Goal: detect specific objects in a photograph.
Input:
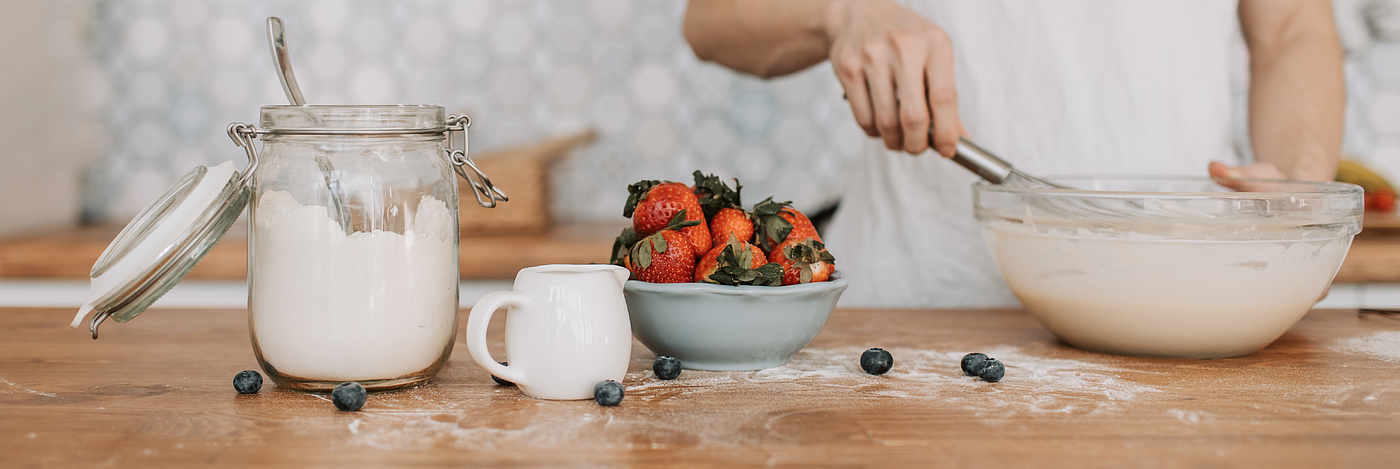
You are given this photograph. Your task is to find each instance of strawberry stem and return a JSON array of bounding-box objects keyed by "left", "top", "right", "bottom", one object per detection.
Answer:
[
  {"left": 751, "top": 197, "right": 794, "bottom": 252},
  {"left": 623, "top": 180, "right": 662, "bottom": 218},
  {"left": 610, "top": 227, "right": 640, "bottom": 266},
  {"left": 693, "top": 171, "right": 744, "bottom": 219}
]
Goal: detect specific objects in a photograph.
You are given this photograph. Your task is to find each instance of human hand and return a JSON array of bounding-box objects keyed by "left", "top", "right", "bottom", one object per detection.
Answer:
[
  {"left": 824, "top": 0, "right": 962, "bottom": 158},
  {"left": 1209, "top": 160, "right": 1336, "bottom": 302},
  {"left": 1207, "top": 161, "right": 1290, "bottom": 191}
]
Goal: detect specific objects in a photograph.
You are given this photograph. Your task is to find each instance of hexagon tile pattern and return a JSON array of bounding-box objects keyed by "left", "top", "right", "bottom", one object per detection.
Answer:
[
  {"left": 90, "top": 1, "right": 1393, "bottom": 223},
  {"left": 87, "top": 0, "right": 866, "bottom": 223}
]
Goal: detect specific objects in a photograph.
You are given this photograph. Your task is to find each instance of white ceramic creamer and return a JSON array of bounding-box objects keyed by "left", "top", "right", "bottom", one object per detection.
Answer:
[{"left": 466, "top": 264, "right": 632, "bottom": 400}]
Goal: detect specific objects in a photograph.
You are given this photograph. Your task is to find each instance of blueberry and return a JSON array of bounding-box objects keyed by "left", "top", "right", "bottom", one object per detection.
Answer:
[
  {"left": 331, "top": 382, "right": 367, "bottom": 411},
  {"left": 653, "top": 356, "right": 681, "bottom": 380},
  {"left": 233, "top": 370, "right": 262, "bottom": 394},
  {"left": 961, "top": 352, "right": 989, "bottom": 376},
  {"left": 978, "top": 359, "right": 1005, "bottom": 383},
  {"left": 594, "top": 380, "right": 624, "bottom": 406},
  {"left": 491, "top": 361, "right": 514, "bottom": 386},
  {"left": 860, "top": 348, "right": 893, "bottom": 375}
]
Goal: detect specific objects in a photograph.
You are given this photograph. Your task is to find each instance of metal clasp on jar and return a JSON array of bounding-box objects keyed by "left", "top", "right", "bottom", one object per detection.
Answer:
[
  {"left": 446, "top": 114, "right": 509, "bottom": 208},
  {"left": 226, "top": 123, "right": 263, "bottom": 187},
  {"left": 224, "top": 114, "right": 508, "bottom": 209}
]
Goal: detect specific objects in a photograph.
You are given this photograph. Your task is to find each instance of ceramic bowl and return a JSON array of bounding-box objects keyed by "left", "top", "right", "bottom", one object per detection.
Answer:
[
  {"left": 975, "top": 176, "right": 1362, "bottom": 358},
  {"left": 624, "top": 276, "right": 848, "bottom": 371}
]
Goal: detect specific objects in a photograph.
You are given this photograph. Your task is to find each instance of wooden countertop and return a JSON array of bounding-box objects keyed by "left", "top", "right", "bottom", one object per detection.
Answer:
[{"left": 2, "top": 306, "right": 1398, "bottom": 467}]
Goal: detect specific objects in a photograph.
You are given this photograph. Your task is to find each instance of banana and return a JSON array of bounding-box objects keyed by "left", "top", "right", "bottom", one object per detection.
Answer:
[{"left": 1336, "top": 159, "right": 1396, "bottom": 195}]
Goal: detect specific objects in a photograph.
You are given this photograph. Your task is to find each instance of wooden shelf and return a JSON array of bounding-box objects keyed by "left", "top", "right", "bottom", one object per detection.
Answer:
[
  {"left": 0, "top": 223, "right": 619, "bottom": 280},
  {"left": 1335, "top": 236, "right": 1400, "bottom": 283},
  {"left": 5, "top": 218, "right": 1399, "bottom": 283},
  {"left": 1335, "top": 212, "right": 1400, "bottom": 283},
  {"left": 1362, "top": 211, "right": 1400, "bottom": 231}
]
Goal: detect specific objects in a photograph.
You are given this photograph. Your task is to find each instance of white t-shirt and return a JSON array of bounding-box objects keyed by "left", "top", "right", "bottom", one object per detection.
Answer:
[{"left": 825, "top": 0, "right": 1242, "bottom": 308}]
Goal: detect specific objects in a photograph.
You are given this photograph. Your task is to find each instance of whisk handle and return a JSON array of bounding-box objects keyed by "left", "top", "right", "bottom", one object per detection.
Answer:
[{"left": 951, "top": 137, "right": 1013, "bottom": 184}]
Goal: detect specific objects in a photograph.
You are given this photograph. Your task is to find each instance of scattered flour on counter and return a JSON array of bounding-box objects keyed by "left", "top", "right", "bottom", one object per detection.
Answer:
[
  {"left": 1331, "top": 330, "right": 1400, "bottom": 362},
  {"left": 627, "top": 346, "right": 1162, "bottom": 416},
  {"left": 0, "top": 378, "right": 58, "bottom": 397},
  {"left": 329, "top": 389, "right": 622, "bottom": 451},
  {"left": 333, "top": 345, "right": 1162, "bottom": 451},
  {"left": 1164, "top": 408, "right": 1215, "bottom": 425}
]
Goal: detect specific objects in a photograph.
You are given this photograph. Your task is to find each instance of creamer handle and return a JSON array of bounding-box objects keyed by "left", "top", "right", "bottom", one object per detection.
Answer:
[{"left": 465, "top": 291, "right": 527, "bottom": 385}]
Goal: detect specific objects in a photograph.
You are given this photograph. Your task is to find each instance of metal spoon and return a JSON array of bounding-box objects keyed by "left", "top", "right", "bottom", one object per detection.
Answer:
[
  {"left": 266, "top": 17, "right": 352, "bottom": 234},
  {"left": 268, "top": 17, "right": 306, "bottom": 105}
]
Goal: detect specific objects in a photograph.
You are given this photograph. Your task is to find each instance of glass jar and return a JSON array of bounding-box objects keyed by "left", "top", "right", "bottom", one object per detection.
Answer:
[
  {"left": 241, "top": 105, "right": 489, "bottom": 391},
  {"left": 73, "top": 104, "right": 504, "bottom": 391}
]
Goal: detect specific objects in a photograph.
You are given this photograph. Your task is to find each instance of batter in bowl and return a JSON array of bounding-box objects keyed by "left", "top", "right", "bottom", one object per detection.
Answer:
[{"left": 983, "top": 221, "right": 1350, "bottom": 358}]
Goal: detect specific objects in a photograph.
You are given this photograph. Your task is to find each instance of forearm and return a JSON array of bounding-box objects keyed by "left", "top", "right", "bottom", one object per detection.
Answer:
[
  {"left": 1242, "top": 0, "right": 1344, "bottom": 182},
  {"left": 683, "top": 0, "right": 839, "bottom": 77}
]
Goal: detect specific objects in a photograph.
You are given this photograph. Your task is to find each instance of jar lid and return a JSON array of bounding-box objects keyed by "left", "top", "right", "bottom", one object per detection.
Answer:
[
  {"left": 71, "top": 160, "right": 252, "bottom": 338},
  {"left": 259, "top": 104, "right": 448, "bottom": 135}
]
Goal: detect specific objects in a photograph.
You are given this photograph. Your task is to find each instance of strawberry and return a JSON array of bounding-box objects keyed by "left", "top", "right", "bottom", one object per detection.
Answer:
[
  {"left": 625, "top": 180, "right": 711, "bottom": 256},
  {"left": 1367, "top": 193, "right": 1396, "bottom": 213},
  {"left": 768, "top": 238, "right": 836, "bottom": 285},
  {"left": 709, "top": 207, "right": 753, "bottom": 251},
  {"left": 627, "top": 212, "right": 701, "bottom": 283},
  {"left": 752, "top": 197, "right": 822, "bottom": 253},
  {"left": 691, "top": 171, "right": 755, "bottom": 249},
  {"left": 695, "top": 235, "right": 783, "bottom": 286}
]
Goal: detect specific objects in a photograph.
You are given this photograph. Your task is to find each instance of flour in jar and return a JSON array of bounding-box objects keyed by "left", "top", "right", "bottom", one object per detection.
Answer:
[
  {"left": 983, "top": 222, "right": 1351, "bottom": 358},
  {"left": 250, "top": 190, "right": 457, "bottom": 381}
]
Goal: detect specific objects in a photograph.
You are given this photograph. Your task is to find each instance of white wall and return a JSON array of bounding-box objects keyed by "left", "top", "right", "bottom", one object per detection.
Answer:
[{"left": 0, "top": 0, "right": 103, "bottom": 236}]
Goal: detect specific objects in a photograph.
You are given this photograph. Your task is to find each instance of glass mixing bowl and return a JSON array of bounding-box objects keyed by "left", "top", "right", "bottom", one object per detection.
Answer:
[{"left": 974, "top": 176, "right": 1363, "bottom": 358}]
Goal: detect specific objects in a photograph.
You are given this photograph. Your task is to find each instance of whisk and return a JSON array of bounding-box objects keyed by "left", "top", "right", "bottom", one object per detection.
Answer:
[
  {"left": 951, "top": 138, "right": 1069, "bottom": 190},
  {"left": 951, "top": 137, "right": 1160, "bottom": 225}
]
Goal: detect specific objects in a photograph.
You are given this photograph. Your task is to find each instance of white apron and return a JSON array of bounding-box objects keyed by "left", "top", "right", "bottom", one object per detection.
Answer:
[{"left": 825, "top": 0, "right": 1241, "bottom": 307}]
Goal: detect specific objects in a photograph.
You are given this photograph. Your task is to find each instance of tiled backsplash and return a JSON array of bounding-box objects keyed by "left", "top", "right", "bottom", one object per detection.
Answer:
[
  {"left": 86, "top": 0, "right": 1397, "bottom": 224},
  {"left": 1346, "top": 44, "right": 1400, "bottom": 179},
  {"left": 85, "top": 0, "right": 865, "bottom": 224}
]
